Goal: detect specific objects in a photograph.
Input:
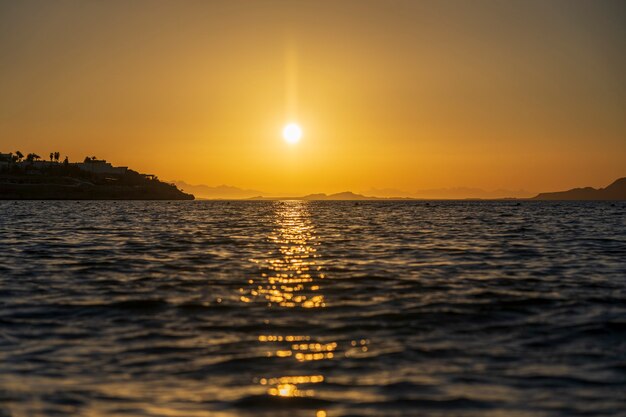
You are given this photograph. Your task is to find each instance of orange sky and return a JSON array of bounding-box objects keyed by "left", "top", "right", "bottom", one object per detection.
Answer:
[{"left": 1, "top": 1, "right": 625, "bottom": 196}]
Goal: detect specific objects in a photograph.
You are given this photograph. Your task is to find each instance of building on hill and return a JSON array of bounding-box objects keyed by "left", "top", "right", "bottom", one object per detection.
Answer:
[
  {"left": 1, "top": 153, "right": 128, "bottom": 177},
  {"left": 73, "top": 160, "right": 128, "bottom": 176},
  {"left": 13, "top": 160, "right": 57, "bottom": 174},
  {"left": 29, "top": 161, "right": 55, "bottom": 169}
]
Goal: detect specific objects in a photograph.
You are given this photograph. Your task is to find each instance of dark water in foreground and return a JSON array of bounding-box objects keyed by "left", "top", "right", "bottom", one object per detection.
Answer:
[{"left": 1, "top": 201, "right": 625, "bottom": 417}]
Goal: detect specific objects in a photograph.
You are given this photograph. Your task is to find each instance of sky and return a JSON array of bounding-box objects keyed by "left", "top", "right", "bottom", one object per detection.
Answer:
[{"left": 1, "top": 0, "right": 625, "bottom": 196}]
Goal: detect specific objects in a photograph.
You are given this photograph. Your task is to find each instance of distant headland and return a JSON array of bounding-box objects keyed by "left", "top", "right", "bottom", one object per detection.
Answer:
[
  {"left": 0, "top": 151, "right": 193, "bottom": 200},
  {"left": 533, "top": 177, "right": 626, "bottom": 201}
]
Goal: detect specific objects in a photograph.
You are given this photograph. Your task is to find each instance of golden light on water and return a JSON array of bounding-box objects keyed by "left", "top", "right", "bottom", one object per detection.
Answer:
[
  {"left": 247, "top": 201, "right": 324, "bottom": 308},
  {"left": 261, "top": 375, "right": 325, "bottom": 398},
  {"left": 258, "top": 335, "right": 311, "bottom": 342},
  {"left": 244, "top": 203, "right": 372, "bottom": 410},
  {"left": 247, "top": 201, "right": 336, "bottom": 404}
]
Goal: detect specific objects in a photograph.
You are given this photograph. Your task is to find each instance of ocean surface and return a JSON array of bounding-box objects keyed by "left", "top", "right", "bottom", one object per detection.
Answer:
[{"left": 0, "top": 200, "right": 625, "bottom": 417}]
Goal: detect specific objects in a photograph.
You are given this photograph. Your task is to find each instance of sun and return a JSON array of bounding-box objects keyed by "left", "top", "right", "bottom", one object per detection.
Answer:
[{"left": 282, "top": 123, "right": 302, "bottom": 144}]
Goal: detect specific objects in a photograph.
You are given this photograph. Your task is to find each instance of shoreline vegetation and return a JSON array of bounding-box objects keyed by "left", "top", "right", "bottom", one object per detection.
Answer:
[{"left": 0, "top": 151, "right": 193, "bottom": 200}]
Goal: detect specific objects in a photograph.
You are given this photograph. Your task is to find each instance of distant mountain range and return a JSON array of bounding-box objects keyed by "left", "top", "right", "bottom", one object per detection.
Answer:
[
  {"left": 250, "top": 191, "right": 379, "bottom": 200},
  {"left": 174, "top": 184, "right": 534, "bottom": 200},
  {"left": 174, "top": 178, "right": 626, "bottom": 201},
  {"left": 533, "top": 177, "right": 626, "bottom": 200},
  {"left": 251, "top": 191, "right": 522, "bottom": 200},
  {"left": 172, "top": 181, "right": 263, "bottom": 199}
]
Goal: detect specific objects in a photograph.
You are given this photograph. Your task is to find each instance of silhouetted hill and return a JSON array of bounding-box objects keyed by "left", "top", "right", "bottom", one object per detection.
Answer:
[
  {"left": 533, "top": 178, "right": 626, "bottom": 200},
  {"left": 0, "top": 159, "right": 193, "bottom": 200},
  {"left": 303, "top": 191, "right": 376, "bottom": 200}
]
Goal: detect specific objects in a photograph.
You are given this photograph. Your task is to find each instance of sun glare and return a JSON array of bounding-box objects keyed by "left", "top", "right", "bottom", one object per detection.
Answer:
[{"left": 282, "top": 123, "right": 302, "bottom": 144}]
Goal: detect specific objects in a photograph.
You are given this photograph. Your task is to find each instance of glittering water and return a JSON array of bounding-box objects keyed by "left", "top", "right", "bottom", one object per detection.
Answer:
[{"left": 1, "top": 200, "right": 625, "bottom": 417}]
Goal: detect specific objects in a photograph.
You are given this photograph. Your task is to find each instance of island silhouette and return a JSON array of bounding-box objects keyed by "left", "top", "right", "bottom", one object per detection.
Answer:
[{"left": 0, "top": 151, "right": 193, "bottom": 200}]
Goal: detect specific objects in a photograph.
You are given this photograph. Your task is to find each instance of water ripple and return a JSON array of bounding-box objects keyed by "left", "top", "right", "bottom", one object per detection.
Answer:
[{"left": 0, "top": 200, "right": 625, "bottom": 416}]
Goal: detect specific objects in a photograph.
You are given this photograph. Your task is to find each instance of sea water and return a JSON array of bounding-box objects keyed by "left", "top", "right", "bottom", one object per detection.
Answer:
[{"left": 0, "top": 200, "right": 625, "bottom": 416}]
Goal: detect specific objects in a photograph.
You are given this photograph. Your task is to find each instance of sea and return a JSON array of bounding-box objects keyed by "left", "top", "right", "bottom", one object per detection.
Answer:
[{"left": 0, "top": 200, "right": 625, "bottom": 417}]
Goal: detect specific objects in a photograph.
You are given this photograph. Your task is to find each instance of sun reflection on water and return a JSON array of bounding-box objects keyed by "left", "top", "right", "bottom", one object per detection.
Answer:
[
  {"left": 247, "top": 201, "right": 325, "bottom": 308},
  {"left": 246, "top": 201, "right": 334, "bottom": 406}
]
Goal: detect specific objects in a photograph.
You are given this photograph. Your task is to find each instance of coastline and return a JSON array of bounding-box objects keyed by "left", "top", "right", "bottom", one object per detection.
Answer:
[{"left": 0, "top": 176, "right": 194, "bottom": 200}]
